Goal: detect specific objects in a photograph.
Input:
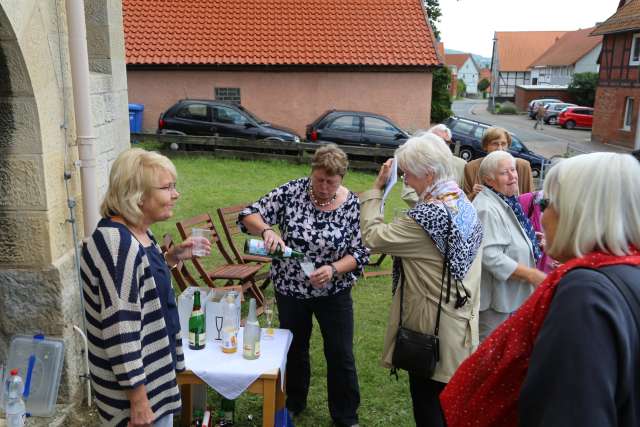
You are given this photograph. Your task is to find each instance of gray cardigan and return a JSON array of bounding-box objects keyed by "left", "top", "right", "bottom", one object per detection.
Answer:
[{"left": 473, "top": 188, "right": 535, "bottom": 313}]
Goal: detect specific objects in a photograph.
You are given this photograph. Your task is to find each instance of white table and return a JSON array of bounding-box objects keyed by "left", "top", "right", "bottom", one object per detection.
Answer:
[{"left": 178, "top": 328, "right": 292, "bottom": 427}]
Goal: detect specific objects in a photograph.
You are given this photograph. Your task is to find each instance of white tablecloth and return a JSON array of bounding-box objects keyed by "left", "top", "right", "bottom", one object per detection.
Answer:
[{"left": 183, "top": 328, "right": 293, "bottom": 399}]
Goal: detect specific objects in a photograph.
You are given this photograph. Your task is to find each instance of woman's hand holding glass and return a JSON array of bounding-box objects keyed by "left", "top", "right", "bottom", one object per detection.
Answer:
[
  {"left": 309, "top": 265, "right": 334, "bottom": 289},
  {"left": 165, "top": 236, "right": 211, "bottom": 267}
]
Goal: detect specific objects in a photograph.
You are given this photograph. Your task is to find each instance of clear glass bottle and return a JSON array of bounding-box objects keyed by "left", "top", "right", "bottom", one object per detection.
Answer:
[
  {"left": 221, "top": 291, "right": 239, "bottom": 354},
  {"left": 242, "top": 298, "right": 261, "bottom": 360},
  {"left": 244, "top": 239, "right": 304, "bottom": 259}
]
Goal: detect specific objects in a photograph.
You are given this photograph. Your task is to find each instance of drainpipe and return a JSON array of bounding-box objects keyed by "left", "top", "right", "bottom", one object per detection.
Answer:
[{"left": 66, "top": 0, "right": 99, "bottom": 235}]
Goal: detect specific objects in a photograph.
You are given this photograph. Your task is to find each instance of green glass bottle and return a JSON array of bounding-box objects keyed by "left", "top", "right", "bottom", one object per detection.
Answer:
[
  {"left": 244, "top": 238, "right": 305, "bottom": 259},
  {"left": 189, "top": 291, "right": 206, "bottom": 350}
]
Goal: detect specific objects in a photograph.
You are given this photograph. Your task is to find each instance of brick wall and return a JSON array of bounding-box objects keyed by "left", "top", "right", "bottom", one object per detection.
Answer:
[
  {"left": 514, "top": 87, "right": 573, "bottom": 111},
  {"left": 592, "top": 86, "right": 640, "bottom": 149}
]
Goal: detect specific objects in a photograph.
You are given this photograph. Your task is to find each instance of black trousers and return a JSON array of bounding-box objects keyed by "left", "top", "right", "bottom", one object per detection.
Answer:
[
  {"left": 408, "top": 374, "right": 446, "bottom": 427},
  {"left": 276, "top": 288, "right": 360, "bottom": 426}
]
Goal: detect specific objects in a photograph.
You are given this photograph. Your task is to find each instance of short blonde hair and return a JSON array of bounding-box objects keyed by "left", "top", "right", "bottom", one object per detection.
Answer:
[
  {"left": 481, "top": 127, "right": 512, "bottom": 150},
  {"left": 100, "top": 148, "right": 177, "bottom": 225},
  {"left": 395, "top": 133, "right": 453, "bottom": 181},
  {"left": 311, "top": 144, "right": 349, "bottom": 176},
  {"left": 543, "top": 152, "right": 640, "bottom": 259},
  {"left": 479, "top": 150, "right": 515, "bottom": 183}
]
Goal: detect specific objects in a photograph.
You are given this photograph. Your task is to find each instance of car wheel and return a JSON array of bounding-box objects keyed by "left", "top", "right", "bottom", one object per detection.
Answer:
[
  {"left": 548, "top": 116, "right": 557, "bottom": 125},
  {"left": 531, "top": 167, "right": 540, "bottom": 179},
  {"left": 459, "top": 147, "right": 473, "bottom": 161},
  {"left": 565, "top": 120, "right": 576, "bottom": 130}
]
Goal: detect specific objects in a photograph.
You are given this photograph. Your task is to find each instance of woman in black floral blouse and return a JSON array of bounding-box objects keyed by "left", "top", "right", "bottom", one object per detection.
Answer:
[{"left": 239, "top": 144, "right": 369, "bottom": 427}]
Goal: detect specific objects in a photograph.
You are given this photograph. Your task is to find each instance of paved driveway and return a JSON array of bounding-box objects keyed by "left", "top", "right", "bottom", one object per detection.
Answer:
[{"left": 451, "top": 99, "right": 628, "bottom": 158}]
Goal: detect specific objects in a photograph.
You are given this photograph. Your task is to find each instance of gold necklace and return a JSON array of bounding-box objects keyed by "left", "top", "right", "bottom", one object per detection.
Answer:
[{"left": 309, "top": 184, "right": 336, "bottom": 207}]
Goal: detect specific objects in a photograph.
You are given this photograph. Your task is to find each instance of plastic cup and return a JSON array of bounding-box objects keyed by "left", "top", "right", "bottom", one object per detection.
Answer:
[
  {"left": 300, "top": 260, "right": 315, "bottom": 277},
  {"left": 191, "top": 228, "right": 212, "bottom": 257}
]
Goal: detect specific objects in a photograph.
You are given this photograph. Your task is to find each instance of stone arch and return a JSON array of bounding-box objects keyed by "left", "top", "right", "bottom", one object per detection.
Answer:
[{"left": 0, "top": 1, "right": 84, "bottom": 405}]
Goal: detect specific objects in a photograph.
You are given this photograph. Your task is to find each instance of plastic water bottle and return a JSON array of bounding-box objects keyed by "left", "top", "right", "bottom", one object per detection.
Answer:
[{"left": 4, "top": 369, "right": 26, "bottom": 427}]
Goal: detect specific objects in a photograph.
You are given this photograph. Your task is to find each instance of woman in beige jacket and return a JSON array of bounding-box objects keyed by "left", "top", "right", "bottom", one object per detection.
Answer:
[{"left": 360, "top": 133, "right": 483, "bottom": 427}]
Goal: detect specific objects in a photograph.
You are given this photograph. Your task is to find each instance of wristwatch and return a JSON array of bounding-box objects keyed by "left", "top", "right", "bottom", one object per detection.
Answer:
[{"left": 330, "top": 263, "right": 338, "bottom": 278}]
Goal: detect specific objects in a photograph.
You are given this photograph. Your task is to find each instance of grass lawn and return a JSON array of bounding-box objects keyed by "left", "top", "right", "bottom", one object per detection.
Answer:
[{"left": 146, "top": 147, "right": 415, "bottom": 426}]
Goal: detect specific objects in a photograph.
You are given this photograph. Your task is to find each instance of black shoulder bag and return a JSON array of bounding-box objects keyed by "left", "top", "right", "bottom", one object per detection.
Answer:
[{"left": 391, "top": 206, "right": 453, "bottom": 379}]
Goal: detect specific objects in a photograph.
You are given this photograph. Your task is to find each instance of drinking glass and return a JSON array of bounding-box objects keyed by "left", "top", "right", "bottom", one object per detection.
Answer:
[
  {"left": 300, "top": 259, "right": 315, "bottom": 277},
  {"left": 263, "top": 297, "right": 276, "bottom": 339},
  {"left": 191, "top": 228, "right": 212, "bottom": 257}
]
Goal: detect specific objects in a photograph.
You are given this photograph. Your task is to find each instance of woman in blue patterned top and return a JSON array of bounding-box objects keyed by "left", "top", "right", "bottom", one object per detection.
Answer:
[
  {"left": 239, "top": 144, "right": 369, "bottom": 427},
  {"left": 81, "top": 148, "right": 210, "bottom": 427}
]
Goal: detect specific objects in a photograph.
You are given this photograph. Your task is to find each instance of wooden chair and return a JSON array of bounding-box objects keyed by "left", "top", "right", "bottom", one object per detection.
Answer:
[
  {"left": 216, "top": 203, "right": 272, "bottom": 290},
  {"left": 175, "top": 213, "right": 265, "bottom": 309},
  {"left": 160, "top": 233, "right": 201, "bottom": 292}
]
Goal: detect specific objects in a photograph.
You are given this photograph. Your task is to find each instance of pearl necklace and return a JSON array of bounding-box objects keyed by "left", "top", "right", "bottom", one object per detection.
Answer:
[{"left": 309, "top": 185, "right": 336, "bottom": 207}]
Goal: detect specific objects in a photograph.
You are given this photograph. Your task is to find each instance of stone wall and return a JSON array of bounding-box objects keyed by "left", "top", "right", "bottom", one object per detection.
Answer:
[{"left": 0, "top": 0, "right": 129, "bottom": 407}]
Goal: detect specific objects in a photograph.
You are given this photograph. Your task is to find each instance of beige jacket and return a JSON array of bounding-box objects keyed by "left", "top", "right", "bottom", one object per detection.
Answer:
[{"left": 360, "top": 189, "right": 482, "bottom": 383}]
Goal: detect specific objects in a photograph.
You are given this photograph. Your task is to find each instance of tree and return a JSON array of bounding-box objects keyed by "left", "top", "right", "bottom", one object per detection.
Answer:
[
  {"left": 567, "top": 72, "right": 599, "bottom": 107},
  {"left": 431, "top": 66, "right": 453, "bottom": 123},
  {"left": 456, "top": 79, "right": 467, "bottom": 98},
  {"left": 424, "top": 0, "right": 442, "bottom": 39},
  {"left": 478, "top": 78, "right": 490, "bottom": 93}
]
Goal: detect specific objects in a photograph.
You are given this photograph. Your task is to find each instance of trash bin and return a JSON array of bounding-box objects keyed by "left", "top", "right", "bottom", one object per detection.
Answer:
[{"left": 128, "top": 103, "right": 144, "bottom": 133}]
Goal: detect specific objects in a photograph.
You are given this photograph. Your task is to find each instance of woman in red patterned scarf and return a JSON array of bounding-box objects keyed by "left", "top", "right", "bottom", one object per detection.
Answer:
[{"left": 440, "top": 152, "right": 640, "bottom": 427}]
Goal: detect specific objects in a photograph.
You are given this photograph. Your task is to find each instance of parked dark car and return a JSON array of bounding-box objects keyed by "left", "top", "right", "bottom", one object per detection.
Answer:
[
  {"left": 158, "top": 99, "right": 301, "bottom": 142},
  {"left": 557, "top": 106, "right": 594, "bottom": 129},
  {"left": 442, "top": 116, "right": 549, "bottom": 178},
  {"left": 306, "top": 110, "right": 409, "bottom": 147},
  {"left": 543, "top": 102, "right": 576, "bottom": 125},
  {"left": 528, "top": 98, "right": 563, "bottom": 119}
]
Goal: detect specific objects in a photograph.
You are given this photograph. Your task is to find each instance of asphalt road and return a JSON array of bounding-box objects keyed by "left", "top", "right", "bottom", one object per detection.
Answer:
[{"left": 451, "top": 99, "right": 626, "bottom": 158}]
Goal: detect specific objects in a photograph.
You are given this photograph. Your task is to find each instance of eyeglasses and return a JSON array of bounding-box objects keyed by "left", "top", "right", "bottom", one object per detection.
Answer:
[
  {"left": 154, "top": 182, "right": 178, "bottom": 192},
  {"left": 537, "top": 198, "right": 550, "bottom": 212}
]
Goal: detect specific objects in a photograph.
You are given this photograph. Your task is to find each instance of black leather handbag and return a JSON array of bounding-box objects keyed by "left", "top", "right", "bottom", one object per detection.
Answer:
[{"left": 391, "top": 206, "right": 453, "bottom": 379}]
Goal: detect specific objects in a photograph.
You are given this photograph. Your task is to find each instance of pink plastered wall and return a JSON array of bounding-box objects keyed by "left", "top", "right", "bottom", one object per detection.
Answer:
[{"left": 127, "top": 69, "right": 433, "bottom": 137}]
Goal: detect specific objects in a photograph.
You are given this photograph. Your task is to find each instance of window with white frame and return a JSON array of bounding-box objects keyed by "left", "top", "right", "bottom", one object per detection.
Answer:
[
  {"left": 630, "top": 33, "right": 640, "bottom": 65},
  {"left": 624, "top": 97, "right": 634, "bottom": 130}
]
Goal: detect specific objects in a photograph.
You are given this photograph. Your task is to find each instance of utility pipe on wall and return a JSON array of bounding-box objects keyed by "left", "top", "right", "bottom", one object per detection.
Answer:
[{"left": 66, "top": 0, "right": 100, "bottom": 235}]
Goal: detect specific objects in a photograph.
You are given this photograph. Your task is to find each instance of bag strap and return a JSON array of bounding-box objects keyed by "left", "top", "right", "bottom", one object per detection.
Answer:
[
  {"left": 397, "top": 204, "right": 453, "bottom": 337},
  {"left": 588, "top": 266, "right": 640, "bottom": 329}
]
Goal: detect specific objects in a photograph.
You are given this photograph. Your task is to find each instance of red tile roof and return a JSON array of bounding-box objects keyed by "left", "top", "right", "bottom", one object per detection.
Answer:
[
  {"left": 592, "top": 0, "right": 640, "bottom": 35},
  {"left": 123, "top": 0, "right": 440, "bottom": 67},
  {"left": 444, "top": 53, "right": 473, "bottom": 70},
  {"left": 530, "top": 28, "right": 602, "bottom": 67},
  {"left": 479, "top": 68, "right": 491, "bottom": 81},
  {"left": 495, "top": 31, "right": 567, "bottom": 72}
]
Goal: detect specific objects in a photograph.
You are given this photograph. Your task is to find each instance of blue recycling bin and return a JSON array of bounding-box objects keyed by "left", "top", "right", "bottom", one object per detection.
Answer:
[{"left": 128, "top": 103, "right": 144, "bottom": 133}]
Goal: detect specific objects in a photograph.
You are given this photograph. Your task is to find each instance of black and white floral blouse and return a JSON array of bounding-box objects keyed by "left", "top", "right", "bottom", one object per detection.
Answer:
[{"left": 238, "top": 177, "right": 369, "bottom": 299}]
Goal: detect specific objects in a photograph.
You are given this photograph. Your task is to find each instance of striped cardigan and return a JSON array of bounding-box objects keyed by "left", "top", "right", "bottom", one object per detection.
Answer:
[{"left": 81, "top": 218, "right": 184, "bottom": 426}]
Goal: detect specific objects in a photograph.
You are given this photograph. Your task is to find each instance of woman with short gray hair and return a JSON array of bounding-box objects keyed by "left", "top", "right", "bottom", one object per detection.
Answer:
[
  {"left": 473, "top": 150, "right": 545, "bottom": 340},
  {"left": 361, "top": 133, "right": 483, "bottom": 426}
]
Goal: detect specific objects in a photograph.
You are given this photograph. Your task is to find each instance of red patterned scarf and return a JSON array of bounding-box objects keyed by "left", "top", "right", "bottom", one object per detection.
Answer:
[{"left": 440, "top": 247, "right": 640, "bottom": 427}]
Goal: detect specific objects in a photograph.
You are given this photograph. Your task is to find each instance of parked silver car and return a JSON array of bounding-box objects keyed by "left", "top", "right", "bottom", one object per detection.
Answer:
[
  {"left": 543, "top": 102, "right": 576, "bottom": 125},
  {"left": 528, "top": 98, "right": 563, "bottom": 119}
]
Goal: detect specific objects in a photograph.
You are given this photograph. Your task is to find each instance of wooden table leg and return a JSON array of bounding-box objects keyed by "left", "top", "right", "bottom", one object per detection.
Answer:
[
  {"left": 180, "top": 384, "right": 192, "bottom": 427},
  {"left": 275, "top": 371, "right": 285, "bottom": 410},
  {"left": 262, "top": 377, "right": 276, "bottom": 427}
]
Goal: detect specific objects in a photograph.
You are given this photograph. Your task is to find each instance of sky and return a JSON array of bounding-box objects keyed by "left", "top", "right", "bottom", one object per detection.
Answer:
[{"left": 438, "top": 0, "right": 619, "bottom": 59}]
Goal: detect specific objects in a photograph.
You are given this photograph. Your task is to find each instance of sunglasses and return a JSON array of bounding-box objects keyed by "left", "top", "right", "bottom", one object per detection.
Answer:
[{"left": 537, "top": 198, "right": 550, "bottom": 212}]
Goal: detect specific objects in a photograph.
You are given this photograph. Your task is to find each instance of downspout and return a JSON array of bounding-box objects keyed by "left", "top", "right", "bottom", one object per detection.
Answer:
[{"left": 66, "top": 0, "right": 99, "bottom": 235}]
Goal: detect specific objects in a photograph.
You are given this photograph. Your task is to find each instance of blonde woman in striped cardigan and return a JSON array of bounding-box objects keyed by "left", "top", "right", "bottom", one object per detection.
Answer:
[{"left": 81, "top": 148, "right": 209, "bottom": 427}]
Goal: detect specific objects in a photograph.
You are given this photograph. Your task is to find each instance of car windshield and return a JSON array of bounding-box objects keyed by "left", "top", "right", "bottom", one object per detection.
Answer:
[{"left": 237, "top": 106, "right": 264, "bottom": 124}]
